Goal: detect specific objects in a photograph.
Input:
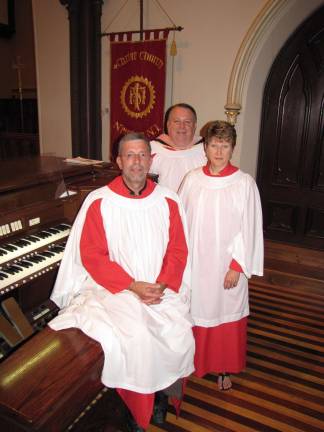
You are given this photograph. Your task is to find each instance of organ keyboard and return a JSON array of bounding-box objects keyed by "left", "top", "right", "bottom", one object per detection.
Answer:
[
  {"left": 0, "top": 223, "right": 69, "bottom": 291},
  {"left": 0, "top": 155, "right": 120, "bottom": 359},
  {"left": 0, "top": 223, "right": 70, "bottom": 265},
  {"left": 0, "top": 155, "right": 125, "bottom": 431}
]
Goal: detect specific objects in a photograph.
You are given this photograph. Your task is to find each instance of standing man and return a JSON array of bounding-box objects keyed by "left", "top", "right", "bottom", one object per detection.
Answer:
[
  {"left": 150, "top": 103, "right": 206, "bottom": 192},
  {"left": 49, "top": 132, "right": 195, "bottom": 431}
]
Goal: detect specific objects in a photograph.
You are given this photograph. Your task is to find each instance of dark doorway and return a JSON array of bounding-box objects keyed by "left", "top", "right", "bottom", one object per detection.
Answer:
[{"left": 257, "top": 5, "right": 324, "bottom": 251}]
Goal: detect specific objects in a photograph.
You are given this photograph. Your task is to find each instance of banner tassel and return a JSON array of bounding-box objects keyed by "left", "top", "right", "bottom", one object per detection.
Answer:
[{"left": 170, "top": 38, "right": 177, "bottom": 57}]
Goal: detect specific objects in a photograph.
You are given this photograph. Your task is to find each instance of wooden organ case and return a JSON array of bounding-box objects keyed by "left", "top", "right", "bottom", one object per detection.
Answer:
[{"left": 0, "top": 156, "right": 123, "bottom": 431}]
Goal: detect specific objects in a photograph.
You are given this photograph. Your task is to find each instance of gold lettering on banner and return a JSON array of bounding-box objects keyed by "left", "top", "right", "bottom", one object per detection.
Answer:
[
  {"left": 114, "top": 121, "right": 131, "bottom": 135},
  {"left": 120, "top": 75, "right": 156, "bottom": 119},
  {"left": 146, "top": 124, "right": 161, "bottom": 138},
  {"left": 139, "top": 51, "right": 164, "bottom": 69},
  {"left": 114, "top": 121, "right": 161, "bottom": 140},
  {"left": 113, "top": 52, "right": 138, "bottom": 70},
  {"left": 113, "top": 51, "right": 164, "bottom": 70}
]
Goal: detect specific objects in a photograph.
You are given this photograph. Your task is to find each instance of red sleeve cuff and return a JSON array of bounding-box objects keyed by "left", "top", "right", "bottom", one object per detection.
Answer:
[{"left": 230, "top": 259, "right": 243, "bottom": 272}]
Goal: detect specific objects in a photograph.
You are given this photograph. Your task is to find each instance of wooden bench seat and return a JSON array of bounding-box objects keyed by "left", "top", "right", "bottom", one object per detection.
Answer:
[{"left": 0, "top": 326, "right": 110, "bottom": 431}]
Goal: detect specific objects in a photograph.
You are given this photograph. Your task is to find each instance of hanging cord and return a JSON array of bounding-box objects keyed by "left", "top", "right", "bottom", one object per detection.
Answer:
[
  {"left": 102, "top": 0, "right": 130, "bottom": 33},
  {"left": 169, "top": 30, "right": 177, "bottom": 104},
  {"left": 153, "top": 0, "right": 178, "bottom": 104},
  {"left": 152, "top": 0, "right": 177, "bottom": 27}
]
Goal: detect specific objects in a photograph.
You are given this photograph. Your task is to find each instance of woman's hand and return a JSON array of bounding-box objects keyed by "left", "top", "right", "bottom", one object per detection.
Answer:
[{"left": 224, "top": 269, "right": 240, "bottom": 289}]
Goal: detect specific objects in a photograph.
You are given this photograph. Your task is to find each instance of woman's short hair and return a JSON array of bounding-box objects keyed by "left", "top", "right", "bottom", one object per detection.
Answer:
[
  {"left": 164, "top": 103, "right": 197, "bottom": 133},
  {"left": 205, "top": 120, "right": 237, "bottom": 148},
  {"left": 118, "top": 132, "right": 151, "bottom": 155}
]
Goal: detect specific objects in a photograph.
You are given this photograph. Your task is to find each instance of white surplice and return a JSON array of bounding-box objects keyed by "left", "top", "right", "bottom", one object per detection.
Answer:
[
  {"left": 150, "top": 138, "right": 206, "bottom": 192},
  {"left": 179, "top": 168, "right": 264, "bottom": 327},
  {"left": 49, "top": 185, "right": 195, "bottom": 393}
]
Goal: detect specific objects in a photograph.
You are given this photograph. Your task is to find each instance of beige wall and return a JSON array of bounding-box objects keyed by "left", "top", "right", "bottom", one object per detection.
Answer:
[
  {"left": 101, "top": 0, "right": 267, "bottom": 162},
  {"left": 32, "top": 0, "right": 71, "bottom": 157},
  {"left": 32, "top": 0, "right": 324, "bottom": 174}
]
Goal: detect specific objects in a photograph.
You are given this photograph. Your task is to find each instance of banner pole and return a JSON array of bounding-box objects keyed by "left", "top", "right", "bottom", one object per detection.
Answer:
[
  {"left": 140, "top": 0, "right": 143, "bottom": 41},
  {"left": 102, "top": 26, "right": 183, "bottom": 38}
]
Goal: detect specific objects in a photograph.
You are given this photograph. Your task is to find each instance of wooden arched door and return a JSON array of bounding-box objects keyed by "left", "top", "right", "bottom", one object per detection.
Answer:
[{"left": 257, "top": 5, "right": 324, "bottom": 250}]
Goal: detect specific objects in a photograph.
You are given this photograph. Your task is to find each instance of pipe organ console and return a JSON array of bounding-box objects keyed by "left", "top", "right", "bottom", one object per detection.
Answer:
[{"left": 0, "top": 156, "right": 123, "bottom": 431}]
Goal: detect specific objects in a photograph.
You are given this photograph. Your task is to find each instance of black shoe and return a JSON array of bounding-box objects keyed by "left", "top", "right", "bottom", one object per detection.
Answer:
[
  {"left": 152, "top": 391, "right": 168, "bottom": 425},
  {"left": 124, "top": 407, "right": 145, "bottom": 432}
]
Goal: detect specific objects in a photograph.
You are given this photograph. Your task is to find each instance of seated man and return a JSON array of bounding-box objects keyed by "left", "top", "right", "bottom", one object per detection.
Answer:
[
  {"left": 150, "top": 103, "right": 206, "bottom": 192},
  {"left": 49, "top": 132, "right": 195, "bottom": 431}
]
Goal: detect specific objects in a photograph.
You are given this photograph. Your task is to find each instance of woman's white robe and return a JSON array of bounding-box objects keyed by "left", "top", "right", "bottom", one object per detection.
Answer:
[{"left": 179, "top": 168, "right": 264, "bottom": 327}]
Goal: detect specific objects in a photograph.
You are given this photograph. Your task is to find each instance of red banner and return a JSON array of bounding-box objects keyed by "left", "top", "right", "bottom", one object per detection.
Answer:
[{"left": 110, "top": 39, "right": 166, "bottom": 159}]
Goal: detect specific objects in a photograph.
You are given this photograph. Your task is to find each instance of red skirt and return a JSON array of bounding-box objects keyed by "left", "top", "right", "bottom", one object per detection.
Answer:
[{"left": 193, "top": 317, "right": 247, "bottom": 377}]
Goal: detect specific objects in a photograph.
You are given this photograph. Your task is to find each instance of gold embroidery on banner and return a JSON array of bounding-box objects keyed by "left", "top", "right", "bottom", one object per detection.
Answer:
[{"left": 120, "top": 75, "right": 156, "bottom": 119}]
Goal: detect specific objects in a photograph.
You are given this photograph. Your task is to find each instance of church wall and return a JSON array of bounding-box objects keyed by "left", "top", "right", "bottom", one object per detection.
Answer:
[
  {"left": 32, "top": 0, "right": 71, "bottom": 157},
  {"left": 31, "top": 0, "right": 324, "bottom": 176},
  {"left": 32, "top": 0, "right": 268, "bottom": 161},
  {"left": 101, "top": 0, "right": 267, "bottom": 162}
]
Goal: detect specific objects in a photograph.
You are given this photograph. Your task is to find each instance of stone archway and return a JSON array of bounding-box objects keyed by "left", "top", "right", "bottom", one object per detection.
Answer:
[{"left": 224, "top": 0, "right": 324, "bottom": 177}]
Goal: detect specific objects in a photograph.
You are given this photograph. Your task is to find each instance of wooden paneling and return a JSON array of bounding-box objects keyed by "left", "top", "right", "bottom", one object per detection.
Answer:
[
  {"left": 0, "top": 132, "right": 39, "bottom": 159},
  {"left": 0, "top": 99, "right": 38, "bottom": 134}
]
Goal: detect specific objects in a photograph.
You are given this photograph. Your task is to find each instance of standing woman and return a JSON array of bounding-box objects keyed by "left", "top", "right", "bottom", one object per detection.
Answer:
[{"left": 179, "top": 120, "right": 263, "bottom": 390}]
